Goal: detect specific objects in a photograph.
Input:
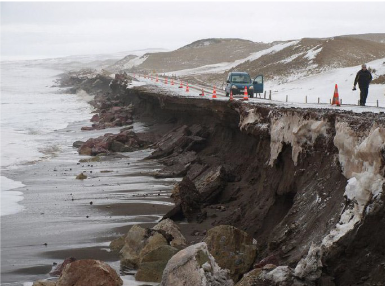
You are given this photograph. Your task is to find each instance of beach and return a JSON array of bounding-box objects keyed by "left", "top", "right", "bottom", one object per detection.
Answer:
[{"left": 0, "top": 63, "right": 178, "bottom": 285}]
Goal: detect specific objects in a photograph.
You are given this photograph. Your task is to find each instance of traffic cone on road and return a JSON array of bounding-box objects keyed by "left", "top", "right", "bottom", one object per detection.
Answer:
[
  {"left": 179, "top": 81, "right": 183, "bottom": 88},
  {"left": 186, "top": 83, "right": 189, "bottom": 92},
  {"left": 230, "top": 90, "right": 233, "bottom": 101},
  {"left": 200, "top": 88, "right": 205, "bottom": 96},
  {"left": 331, "top": 84, "right": 340, "bottom": 106},
  {"left": 243, "top": 86, "right": 249, "bottom": 101},
  {"left": 165, "top": 77, "right": 168, "bottom": 84},
  {"left": 171, "top": 79, "right": 174, "bottom": 85},
  {"left": 212, "top": 86, "right": 217, "bottom": 98}
]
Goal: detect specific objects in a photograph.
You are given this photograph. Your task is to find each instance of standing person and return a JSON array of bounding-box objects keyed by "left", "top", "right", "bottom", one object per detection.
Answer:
[{"left": 353, "top": 64, "right": 372, "bottom": 106}]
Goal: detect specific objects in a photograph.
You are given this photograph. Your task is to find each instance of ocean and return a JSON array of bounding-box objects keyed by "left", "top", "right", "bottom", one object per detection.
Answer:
[{"left": 1, "top": 61, "right": 92, "bottom": 217}]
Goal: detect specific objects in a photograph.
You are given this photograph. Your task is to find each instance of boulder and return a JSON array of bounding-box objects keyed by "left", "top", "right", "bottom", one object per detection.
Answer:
[
  {"left": 160, "top": 242, "right": 233, "bottom": 286},
  {"left": 204, "top": 225, "right": 257, "bottom": 282},
  {"left": 234, "top": 268, "right": 262, "bottom": 286},
  {"left": 120, "top": 225, "right": 147, "bottom": 268},
  {"left": 56, "top": 259, "right": 122, "bottom": 286},
  {"left": 32, "top": 281, "right": 56, "bottom": 286},
  {"left": 138, "top": 232, "right": 168, "bottom": 259},
  {"left": 120, "top": 226, "right": 169, "bottom": 269},
  {"left": 153, "top": 219, "right": 187, "bottom": 248},
  {"left": 135, "top": 245, "right": 179, "bottom": 282}
]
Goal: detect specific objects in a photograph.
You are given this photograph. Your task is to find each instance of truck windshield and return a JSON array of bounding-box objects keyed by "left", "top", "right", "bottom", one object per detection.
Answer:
[{"left": 231, "top": 75, "right": 251, "bottom": 84}]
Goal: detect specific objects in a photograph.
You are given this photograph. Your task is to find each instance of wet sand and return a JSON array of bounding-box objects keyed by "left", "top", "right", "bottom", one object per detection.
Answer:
[{"left": 1, "top": 120, "right": 180, "bottom": 285}]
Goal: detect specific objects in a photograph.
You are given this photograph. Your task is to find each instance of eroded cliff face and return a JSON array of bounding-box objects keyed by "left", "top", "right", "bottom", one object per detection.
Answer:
[
  {"left": 121, "top": 87, "right": 384, "bottom": 285},
  {"left": 69, "top": 72, "right": 385, "bottom": 285}
]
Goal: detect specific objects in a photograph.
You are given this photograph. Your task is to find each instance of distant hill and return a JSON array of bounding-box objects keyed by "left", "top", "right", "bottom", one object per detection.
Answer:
[
  {"left": 341, "top": 33, "right": 385, "bottom": 44},
  {"left": 134, "top": 38, "right": 271, "bottom": 73},
  {"left": 205, "top": 36, "right": 385, "bottom": 84},
  {"left": 104, "top": 34, "right": 385, "bottom": 87}
]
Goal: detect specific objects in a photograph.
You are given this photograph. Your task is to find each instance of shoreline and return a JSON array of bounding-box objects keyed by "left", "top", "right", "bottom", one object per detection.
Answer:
[{"left": 1, "top": 81, "right": 180, "bottom": 285}]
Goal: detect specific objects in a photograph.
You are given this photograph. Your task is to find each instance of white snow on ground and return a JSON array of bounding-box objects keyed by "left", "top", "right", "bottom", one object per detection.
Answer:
[
  {"left": 266, "top": 58, "right": 385, "bottom": 108},
  {"left": 165, "top": 41, "right": 299, "bottom": 77},
  {"left": 279, "top": 52, "right": 305, "bottom": 64},
  {"left": 122, "top": 55, "right": 149, "bottom": 69},
  {"left": 304, "top": 46, "right": 322, "bottom": 61}
]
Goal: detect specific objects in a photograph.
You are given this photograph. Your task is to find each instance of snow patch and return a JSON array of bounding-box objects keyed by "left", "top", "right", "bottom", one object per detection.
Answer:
[
  {"left": 322, "top": 122, "right": 385, "bottom": 248},
  {"left": 269, "top": 114, "right": 329, "bottom": 166},
  {"left": 279, "top": 52, "right": 305, "bottom": 64},
  {"left": 239, "top": 109, "right": 262, "bottom": 130},
  {"left": 260, "top": 266, "right": 292, "bottom": 283},
  {"left": 294, "top": 243, "right": 323, "bottom": 281},
  {"left": 304, "top": 46, "right": 322, "bottom": 61},
  {"left": 123, "top": 55, "right": 148, "bottom": 70}
]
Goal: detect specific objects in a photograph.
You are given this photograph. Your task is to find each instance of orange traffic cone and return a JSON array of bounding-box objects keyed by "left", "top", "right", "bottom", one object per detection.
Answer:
[
  {"left": 230, "top": 90, "right": 233, "bottom": 101},
  {"left": 171, "top": 79, "right": 174, "bottom": 85},
  {"left": 179, "top": 81, "right": 183, "bottom": 88},
  {"left": 165, "top": 77, "right": 168, "bottom": 84},
  {"left": 212, "top": 86, "right": 217, "bottom": 98},
  {"left": 331, "top": 84, "right": 340, "bottom": 106},
  {"left": 186, "top": 83, "right": 189, "bottom": 92},
  {"left": 243, "top": 86, "right": 248, "bottom": 101},
  {"left": 200, "top": 88, "right": 205, "bottom": 96}
]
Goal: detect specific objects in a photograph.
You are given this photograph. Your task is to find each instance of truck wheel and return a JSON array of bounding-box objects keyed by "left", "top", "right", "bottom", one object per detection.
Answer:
[
  {"left": 249, "top": 92, "right": 254, "bottom": 98},
  {"left": 226, "top": 92, "right": 229, "bottom": 97}
]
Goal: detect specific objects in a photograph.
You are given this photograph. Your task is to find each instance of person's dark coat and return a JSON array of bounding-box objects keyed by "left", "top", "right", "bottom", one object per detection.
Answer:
[{"left": 354, "top": 69, "right": 372, "bottom": 88}]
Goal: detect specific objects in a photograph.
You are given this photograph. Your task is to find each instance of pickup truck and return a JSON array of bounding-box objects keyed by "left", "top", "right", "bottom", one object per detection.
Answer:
[{"left": 225, "top": 72, "right": 263, "bottom": 98}]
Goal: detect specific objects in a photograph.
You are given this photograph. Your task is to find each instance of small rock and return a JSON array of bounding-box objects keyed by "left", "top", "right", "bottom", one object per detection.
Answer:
[{"left": 76, "top": 173, "right": 87, "bottom": 180}]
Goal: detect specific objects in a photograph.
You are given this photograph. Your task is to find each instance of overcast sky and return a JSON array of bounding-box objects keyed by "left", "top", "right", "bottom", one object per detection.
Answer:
[{"left": 1, "top": 1, "right": 385, "bottom": 60}]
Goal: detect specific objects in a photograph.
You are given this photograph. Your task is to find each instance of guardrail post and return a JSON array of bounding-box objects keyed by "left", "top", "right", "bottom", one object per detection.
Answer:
[
  {"left": 264, "top": 91, "right": 266, "bottom": 99},
  {"left": 269, "top": 90, "right": 271, "bottom": 100},
  {"left": 318, "top": 97, "right": 320, "bottom": 104},
  {"left": 286, "top": 95, "right": 288, "bottom": 102},
  {"left": 305, "top": 96, "right": 307, "bottom": 103},
  {"left": 377, "top": 100, "right": 379, "bottom": 107},
  {"left": 358, "top": 99, "right": 360, "bottom": 105}
]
